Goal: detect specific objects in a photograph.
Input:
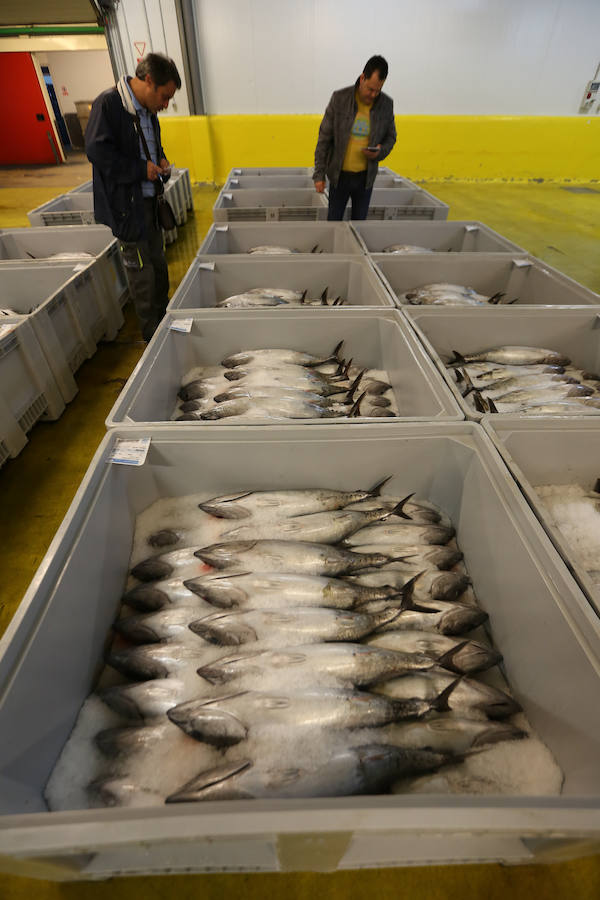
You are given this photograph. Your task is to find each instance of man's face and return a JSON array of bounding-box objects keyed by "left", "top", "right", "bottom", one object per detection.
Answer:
[
  {"left": 358, "top": 71, "right": 385, "bottom": 104},
  {"left": 143, "top": 76, "right": 177, "bottom": 113}
]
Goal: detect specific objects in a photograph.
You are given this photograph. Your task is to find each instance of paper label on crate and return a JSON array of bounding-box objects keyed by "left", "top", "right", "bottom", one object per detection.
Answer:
[
  {"left": 0, "top": 323, "right": 17, "bottom": 340},
  {"left": 465, "top": 224, "right": 479, "bottom": 232},
  {"left": 223, "top": 193, "right": 233, "bottom": 200},
  {"left": 198, "top": 261, "right": 216, "bottom": 271},
  {"left": 170, "top": 318, "right": 193, "bottom": 333},
  {"left": 216, "top": 226, "right": 229, "bottom": 232},
  {"left": 233, "top": 169, "right": 242, "bottom": 175},
  {"left": 513, "top": 258, "right": 532, "bottom": 268},
  {"left": 230, "top": 179, "right": 239, "bottom": 185},
  {"left": 108, "top": 437, "right": 151, "bottom": 466}
]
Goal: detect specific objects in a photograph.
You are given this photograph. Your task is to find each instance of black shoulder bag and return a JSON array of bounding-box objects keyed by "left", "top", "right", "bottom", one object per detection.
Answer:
[{"left": 134, "top": 115, "right": 177, "bottom": 232}]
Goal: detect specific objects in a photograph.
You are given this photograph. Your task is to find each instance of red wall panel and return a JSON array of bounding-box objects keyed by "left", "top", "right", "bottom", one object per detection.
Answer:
[{"left": 0, "top": 52, "right": 62, "bottom": 164}]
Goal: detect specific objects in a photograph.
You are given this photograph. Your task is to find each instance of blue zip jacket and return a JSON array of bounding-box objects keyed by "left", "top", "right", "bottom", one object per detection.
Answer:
[{"left": 85, "top": 76, "right": 167, "bottom": 242}]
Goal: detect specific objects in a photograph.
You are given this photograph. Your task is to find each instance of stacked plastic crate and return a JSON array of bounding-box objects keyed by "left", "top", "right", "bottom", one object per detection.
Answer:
[{"left": 2, "top": 165, "right": 600, "bottom": 878}]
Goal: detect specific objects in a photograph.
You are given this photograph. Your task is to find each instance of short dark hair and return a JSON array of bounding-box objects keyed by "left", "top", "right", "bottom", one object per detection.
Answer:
[
  {"left": 136, "top": 52, "right": 181, "bottom": 89},
  {"left": 363, "top": 55, "right": 388, "bottom": 81}
]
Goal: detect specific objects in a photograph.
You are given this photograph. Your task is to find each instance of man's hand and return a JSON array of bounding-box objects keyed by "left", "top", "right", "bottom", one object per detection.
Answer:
[
  {"left": 362, "top": 145, "right": 381, "bottom": 160},
  {"left": 314, "top": 180, "right": 326, "bottom": 193},
  {"left": 159, "top": 158, "right": 171, "bottom": 175},
  {"left": 146, "top": 161, "right": 163, "bottom": 181}
]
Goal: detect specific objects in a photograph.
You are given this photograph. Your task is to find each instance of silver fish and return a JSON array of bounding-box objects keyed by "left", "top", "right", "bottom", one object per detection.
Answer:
[
  {"left": 373, "top": 667, "right": 521, "bottom": 718},
  {"left": 198, "top": 395, "right": 354, "bottom": 420},
  {"left": 448, "top": 347, "right": 571, "bottom": 368},
  {"left": 114, "top": 607, "right": 204, "bottom": 643},
  {"left": 217, "top": 294, "right": 291, "bottom": 309},
  {"left": 222, "top": 341, "right": 344, "bottom": 369},
  {"left": 347, "top": 494, "right": 446, "bottom": 526},
  {"left": 194, "top": 540, "right": 405, "bottom": 577},
  {"left": 197, "top": 642, "right": 437, "bottom": 688},
  {"left": 166, "top": 744, "right": 452, "bottom": 802},
  {"left": 95, "top": 722, "right": 175, "bottom": 757},
  {"left": 130, "top": 547, "right": 216, "bottom": 582},
  {"left": 123, "top": 578, "right": 215, "bottom": 612},
  {"left": 100, "top": 678, "right": 189, "bottom": 720},
  {"left": 199, "top": 477, "right": 391, "bottom": 520},
  {"left": 167, "top": 686, "right": 457, "bottom": 746},
  {"left": 348, "top": 567, "right": 471, "bottom": 605},
  {"left": 188, "top": 605, "right": 403, "bottom": 647},
  {"left": 87, "top": 777, "right": 164, "bottom": 807},
  {"left": 224, "top": 365, "right": 350, "bottom": 391},
  {"left": 221, "top": 504, "right": 403, "bottom": 545},
  {"left": 386, "top": 716, "right": 525, "bottom": 754},
  {"left": 185, "top": 571, "right": 400, "bottom": 610},
  {"left": 247, "top": 246, "right": 296, "bottom": 255},
  {"left": 343, "top": 522, "right": 454, "bottom": 546},
  {"left": 383, "top": 244, "right": 433, "bottom": 254},
  {"left": 107, "top": 642, "right": 205, "bottom": 680},
  {"left": 212, "top": 386, "right": 348, "bottom": 407},
  {"left": 361, "top": 594, "right": 487, "bottom": 636},
  {"left": 365, "top": 631, "right": 502, "bottom": 674}
]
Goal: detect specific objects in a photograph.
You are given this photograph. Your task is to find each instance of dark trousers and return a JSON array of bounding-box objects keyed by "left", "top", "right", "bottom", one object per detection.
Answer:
[
  {"left": 120, "top": 197, "right": 170, "bottom": 342},
  {"left": 327, "top": 170, "right": 373, "bottom": 221}
]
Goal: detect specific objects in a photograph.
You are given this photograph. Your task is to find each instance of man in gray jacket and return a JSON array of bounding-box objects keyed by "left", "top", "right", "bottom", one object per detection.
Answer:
[{"left": 313, "top": 55, "right": 396, "bottom": 220}]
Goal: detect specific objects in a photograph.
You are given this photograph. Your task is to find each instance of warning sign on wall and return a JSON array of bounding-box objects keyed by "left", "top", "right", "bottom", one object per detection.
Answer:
[{"left": 134, "top": 41, "right": 146, "bottom": 62}]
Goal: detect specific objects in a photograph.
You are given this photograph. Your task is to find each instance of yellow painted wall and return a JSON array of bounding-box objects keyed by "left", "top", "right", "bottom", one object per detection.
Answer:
[{"left": 160, "top": 115, "right": 600, "bottom": 184}]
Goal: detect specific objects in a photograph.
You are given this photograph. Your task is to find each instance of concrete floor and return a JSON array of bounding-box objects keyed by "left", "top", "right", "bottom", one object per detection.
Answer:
[{"left": 0, "top": 155, "right": 599, "bottom": 897}]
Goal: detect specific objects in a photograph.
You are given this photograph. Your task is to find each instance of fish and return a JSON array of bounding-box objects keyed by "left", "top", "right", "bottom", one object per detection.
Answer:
[
  {"left": 198, "top": 395, "right": 357, "bottom": 421},
  {"left": 223, "top": 367, "right": 352, "bottom": 395},
  {"left": 365, "top": 631, "right": 502, "bottom": 675},
  {"left": 196, "top": 642, "right": 437, "bottom": 688},
  {"left": 211, "top": 386, "right": 351, "bottom": 408},
  {"left": 398, "top": 284, "right": 506, "bottom": 307},
  {"left": 198, "top": 477, "right": 392, "bottom": 520},
  {"left": 448, "top": 347, "right": 571, "bottom": 368},
  {"left": 216, "top": 294, "right": 291, "bottom": 309},
  {"left": 87, "top": 777, "right": 164, "bottom": 807},
  {"left": 107, "top": 642, "right": 206, "bottom": 680},
  {"left": 220, "top": 503, "right": 407, "bottom": 545},
  {"left": 348, "top": 568, "right": 472, "bottom": 605},
  {"left": 184, "top": 571, "right": 401, "bottom": 610},
  {"left": 373, "top": 667, "right": 521, "bottom": 718},
  {"left": 100, "top": 678, "right": 190, "bottom": 720},
  {"left": 165, "top": 744, "right": 453, "bottom": 801},
  {"left": 385, "top": 716, "right": 526, "bottom": 754},
  {"left": 123, "top": 578, "right": 216, "bottom": 612},
  {"left": 221, "top": 341, "right": 344, "bottom": 369},
  {"left": 342, "top": 521, "right": 455, "bottom": 547},
  {"left": 194, "top": 540, "right": 408, "bottom": 577},
  {"left": 167, "top": 685, "right": 459, "bottom": 746},
  {"left": 347, "top": 494, "right": 447, "bottom": 526},
  {"left": 95, "top": 722, "right": 175, "bottom": 757},
  {"left": 360, "top": 594, "right": 487, "bottom": 636},
  {"left": 130, "top": 547, "right": 216, "bottom": 582},
  {"left": 113, "top": 607, "right": 205, "bottom": 643},
  {"left": 188, "top": 605, "right": 404, "bottom": 647},
  {"left": 247, "top": 246, "right": 297, "bottom": 255},
  {"left": 383, "top": 245, "right": 433, "bottom": 254}
]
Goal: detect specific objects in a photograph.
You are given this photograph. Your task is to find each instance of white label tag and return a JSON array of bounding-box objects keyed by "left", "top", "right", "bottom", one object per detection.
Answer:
[
  {"left": 216, "top": 225, "right": 229, "bottom": 232},
  {"left": 170, "top": 318, "right": 193, "bottom": 333},
  {"left": 513, "top": 258, "right": 532, "bottom": 268},
  {"left": 465, "top": 224, "right": 479, "bottom": 232},
  {"left": 108, "top": 437, "right": 151, "bottom": 466},
  {"left": 72, "top": 263, "right": 87, "bottom": 272},
  {"left": 198, "top": 261, "right": 216, "bottom": 271},
  {"left": 0, "top": 323, "right": 17, "bottom": 339},
  {"left": 223, "top": 193, "right": 233, "bottom": 200},
  {"left": 230, "top": 179, "right": 239, "bottom": 185},
  {"left": 234, "top": 169, "right": 242, "bottom": 175}
]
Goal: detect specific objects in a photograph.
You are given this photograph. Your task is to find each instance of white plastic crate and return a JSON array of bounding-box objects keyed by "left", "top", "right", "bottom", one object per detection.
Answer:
[
  {"left": 343, "top": 188, "right": 449, "bottom": 221},
  {"left": 0, "top": 423, "right": 599, "bottom": 878},
  {"left": 406, "top": 307, "right": 600, "bottom": 421},
  {"left": 67, "top": 181, "right": 93, "bottom": 194},
  {"left": 0, "top": 385, "right": 27, "bottom": 467},
  {"left": 351, "top": 221, "right": 526, "bottom": 255},
  {"left": 481, "top": 418, "right": 600, "bottom": 620},
  {"left": 0, "top": 225, "right": 129, "bottom": 321},
  {"left": 105, "top": 308, "right": 462, "bottom": 428},
  {"left": 374, "top": 255, "right": 600, "bottom": 309},
  {"left": 0, "top": 319, "right": 65, "bottom": 444},
  {"left": 175, "top": 167, "right": 193, "bottom": 210},
  {"left": 165, "top": 176, "right": 186, "bottom": 227},
  {"left": 225, "top": 176, "right": 317, "bottom": 190},
  {"left": 27, "top": 194, "right": 96, "bottom": 228},
  {"left": 213, "top": 189, "right": 329, "bottom": 222},
  {"left": 198, "top": 222, "right": 364, "bottom": 256},
  {"left": 167, "top": 256, "right": 396, "bottom": 311}
]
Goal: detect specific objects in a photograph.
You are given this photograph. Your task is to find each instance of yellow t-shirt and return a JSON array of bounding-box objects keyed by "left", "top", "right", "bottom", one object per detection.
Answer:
[{"left": 341, "top": 91, "right": 372, "bottom": 172}]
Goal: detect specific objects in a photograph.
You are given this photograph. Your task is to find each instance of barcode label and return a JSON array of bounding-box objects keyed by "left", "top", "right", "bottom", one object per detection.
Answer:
[{"left": 108, "top": 437, "right": 151, "bottom": 466}]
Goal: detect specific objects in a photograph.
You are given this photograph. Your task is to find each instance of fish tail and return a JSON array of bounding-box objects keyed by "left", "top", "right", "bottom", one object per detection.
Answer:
[
  {"left": 166, "top": 759, "right": 252, "bottom": 803},
  {"left": 349, "top": 390, "right": 366, "bottom": 417},
  {"left": 343, "top": 357, "right": 354, "bottom": 377},
  {"left": 472, "top": 390, "right": 489, "bottom": 414},
  {"left": 300, "top": 289, "right": 307, "bottom": 305},
  {"left": 389, "top": 492, "right": 415, "bottom": 520},
  {"left": 311, "top": 244, "right": 319, "bottom": 253},
  {"left": 432, "top": 677, "right": 462, "bottom": 712},
  {"left": 346, "top": 370, "right": 365, "bottom": 403},
  {"left": 320, "top": 287, "right": 329, "bottom": 305},
  {"left": 447, "top": 350, "right": 467, "bottom": 368},
  {"left": 368, "top": 474, "right": 393, "bottom": 496},
  {"left": 436, "top": 641, "right": 470, "bottom": 674},
  {"left": 487, "top": 396, "right": 499, "bottom": 414},
  {"left": 460, "top": 369, "right": 476, "bottom": 397},
  {"left": 506, "top": 297, "right": 519, "bottom": 305},
  {"left": 488, "top": 292, "right": 505, "bottom": 305}
]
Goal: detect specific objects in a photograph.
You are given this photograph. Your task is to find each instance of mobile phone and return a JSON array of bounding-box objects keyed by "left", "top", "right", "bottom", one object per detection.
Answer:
[{"left": 366, "top": 146, "right": 379, "bottom": 152}]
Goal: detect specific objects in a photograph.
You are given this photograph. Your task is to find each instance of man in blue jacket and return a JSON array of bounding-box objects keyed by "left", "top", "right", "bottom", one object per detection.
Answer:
[
  {"left": 85, "top": 53, "right": 181, "bottom": 342},
  {"left": 313, "top": 55, "right": 396, "bottom": 221}
]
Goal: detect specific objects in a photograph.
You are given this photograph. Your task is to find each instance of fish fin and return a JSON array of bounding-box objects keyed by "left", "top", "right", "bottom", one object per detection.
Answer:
[
  {"left": 461, "top": 369, "right": 476, "bottom": 397},
  {"left": 320, "top": 287, "right": 328, "bottom": 305},
  {"left": 166, "top": 759, "right": 253, "bottom": 802},
  {"left": 447, "top": 351, "right": 467, "bottom": 368},
  {"left": 343, "top": 357, "right": 353, "bottom": 377},
  {"left": 349, "top": 390, "right": 366, "bottom": 417},
  {"left": 432, "top": 677, "right": 462, "bottom": 711},
  {"left": 368, "top": 475, "right": 393, "bottom": 496},
  {"left": 346, "top": 370, "right": 365, "bottom": 403},
  {"left": 311, "top": 244, "right": 319, "bottom": 253},
  {"left": 506, "top": 297, "right": 519, "bottom": 305},
  {"left": 487, "top": 292, "right": 505, "bottom": 305},
  {"left": 472, "top": 391, "right": 488, "bottom": 414},
  {"left": 436, "top": 641, "right": 470, "bottom": 674},
  {"left": 333, "top": 339, "right": 344, "bottom": 360},
  {"left": 454, "top": 368, "right": 464, "bottom": 384},
  {"left": 487, "top": 396, "right": 499, "bottom": 414},
  {"left": 389, "top": 492, "right": 415, "bottom": 520}
]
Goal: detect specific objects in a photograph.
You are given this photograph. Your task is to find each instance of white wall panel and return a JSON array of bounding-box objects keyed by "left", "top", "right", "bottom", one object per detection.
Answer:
[
  {"left": 193, "top": 0, "right": 600, "bottom": 115},
  {"left": 44, "top": 50, "right": 115, "bottom": 114}
]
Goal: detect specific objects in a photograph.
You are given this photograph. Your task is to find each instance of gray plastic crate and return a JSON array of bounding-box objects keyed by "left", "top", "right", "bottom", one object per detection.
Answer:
[
  {"left": 165, "top": 174, "right": 187, "bottom": 226},
  {"left": 1, "top": 423, "right": 599, "bottom": 877},
  {"left": 0, "top": 225, "right": 129, "bottom": 318},
  {"left": 27, "top": 193, "right": 96, "bottom": 227},
  {"left": 175, "top": 167, "right": 193, "bottom": 210},
  {"left": 225, "top": 176, "right": 316, "bottom": 190},
  {"left": 374, "top": 255, "right": 600, "bottom": 309},
  {"left": 213, "top": 189, "right": 328, "bottom": 222},
  {"left": 198, "top": 222, "right": 364, "bottom": 256},
  {"left": 352, "top": 221, "right": 526, "bottom": 255},
  {"left": 343, "top": 188, "right": 449, "bottom": 221},
  {"left": 406, "top": 307, "right": 600, "bottom": 422},
  {"left": 106, "top": 308, "right": 462, "bottom": 427},
  {"left": 371, "top": 176, "right": 419, "bottom": 189},
  {"left": 167, "top": 256, "right": 395, "bottom": 311},
  {"left": 226, "top": 167, "right": 312, "bottom": 178},
  {"left": 67, "top": 181, "right": 92, "bottom": 194},
  {"left": 0, "top": 374, "right": 27, "bottom": 467},
  {"left": 0, "top": 318, "right": 65, "bottom": 444},
  {"left": 482, "top": 417, "right": 600, "bottom": 620}
]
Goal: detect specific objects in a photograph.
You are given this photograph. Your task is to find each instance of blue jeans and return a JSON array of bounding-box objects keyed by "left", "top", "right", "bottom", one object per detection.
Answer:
[{"left": 327, "top": 170, "right": 373, "bottom": 221}]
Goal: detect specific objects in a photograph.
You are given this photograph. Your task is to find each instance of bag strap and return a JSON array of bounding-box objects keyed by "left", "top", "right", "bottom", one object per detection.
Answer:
[{"left": 133, "top": 114, "right": 164, "bottom": 197}]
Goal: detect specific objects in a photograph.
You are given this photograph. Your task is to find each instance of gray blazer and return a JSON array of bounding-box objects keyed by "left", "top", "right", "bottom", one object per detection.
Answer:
[{"left": 313, "top": 81, "right": 397, "bottom": 189}]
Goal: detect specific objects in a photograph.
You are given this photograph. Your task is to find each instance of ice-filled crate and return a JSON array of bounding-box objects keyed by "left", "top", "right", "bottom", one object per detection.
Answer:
[
  {"left": 198, "top": 222, "right": 364, "bottom": 256},
  {"left": 352, "top": 221, "right": 526, "bottom": 255}
]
